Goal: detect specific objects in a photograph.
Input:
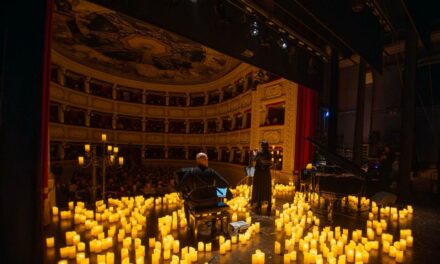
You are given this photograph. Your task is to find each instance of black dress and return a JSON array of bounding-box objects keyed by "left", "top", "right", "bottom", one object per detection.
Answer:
[{"left": 251, "top": 151, "right": 272, "bottom": 208}]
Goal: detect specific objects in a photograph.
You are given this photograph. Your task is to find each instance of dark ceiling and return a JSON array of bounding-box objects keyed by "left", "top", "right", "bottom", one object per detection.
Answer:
[{"left": 86, "top": 0, "right": 438, "bottom": 90}]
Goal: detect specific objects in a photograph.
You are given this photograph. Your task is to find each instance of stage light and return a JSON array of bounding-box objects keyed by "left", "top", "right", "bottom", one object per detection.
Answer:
[
  {"left": 325, "top": 111, "right": 330, "bottom": 117},
  {"left": 250, "top": 21, "right": 259, "bottom": 37},
  {"left": 277, "top": 37, "right": 288, "bottom": 49}
]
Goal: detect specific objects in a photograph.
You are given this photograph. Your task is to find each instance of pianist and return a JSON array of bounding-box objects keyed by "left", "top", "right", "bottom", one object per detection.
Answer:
[{"left": 175, "top": 152, "right": 230, "bottom": 209}]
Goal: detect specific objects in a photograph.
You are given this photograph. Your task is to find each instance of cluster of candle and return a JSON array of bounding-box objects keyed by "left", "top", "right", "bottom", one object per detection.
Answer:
[
  {"left": 157, "top": 209, "right": 187, "bottom": 237},
  {"left": 273, "top": 183, "right": 295, "bottom": 196},
  {"left": 341, "top": 196, "right": 371, "bottom": 211},
  {"left": 265, "top": 191, "right": 415, "bottom": 264},
  {"left": 229, "top": 184, "right": 251, "bottom": 198},
  {"left": 48, "top": 193, "right": 186, "bottom": 264},
  {"left": 226, "top": 196, "right": 250, "bottom": 212}
]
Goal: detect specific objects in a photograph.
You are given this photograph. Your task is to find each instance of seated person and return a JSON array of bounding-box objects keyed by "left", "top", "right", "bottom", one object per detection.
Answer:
[{"left": 175, "top": 152, "right": 230, "bottom": 209}]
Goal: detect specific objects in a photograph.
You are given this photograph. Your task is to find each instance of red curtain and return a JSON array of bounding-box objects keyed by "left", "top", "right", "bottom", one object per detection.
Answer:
[
  {"left": 294, "top": 85, "right": 318, "bottom": 174},
  {"left": 41, "top": 0, "right": 53, "bottom": 199}
]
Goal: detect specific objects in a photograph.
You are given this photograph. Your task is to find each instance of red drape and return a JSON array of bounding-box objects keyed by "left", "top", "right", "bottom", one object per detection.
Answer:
[
  {"left": 294, "top": 85, "right": 318, "bottom": 175},
  {"left": 41, "top": 0, "right": 53, "bottom": 199}
]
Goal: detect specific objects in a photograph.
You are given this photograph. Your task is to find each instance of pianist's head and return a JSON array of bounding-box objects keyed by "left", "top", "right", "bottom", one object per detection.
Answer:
[{"left": 196, "top": 152, "right": 209, "bottom": 168}]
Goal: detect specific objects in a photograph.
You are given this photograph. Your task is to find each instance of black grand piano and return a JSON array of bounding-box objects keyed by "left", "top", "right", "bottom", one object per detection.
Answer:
[{"left": 306, "top": 138, "right": 370, "bottom": 223}]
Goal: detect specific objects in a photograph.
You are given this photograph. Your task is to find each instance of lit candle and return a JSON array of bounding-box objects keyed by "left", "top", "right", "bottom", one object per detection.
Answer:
[
  {"left": 149, "top": 237, "right": 156, "bottom": 248},
  {"left": 255, "top": 222, "right": 260, "bottom": 233},
  {"left": 399, "top": 239, "right": 407, "bottom": 250},
  {"left": 232, "top": 213, "right": 238, "bottom": 222},
  {"left": 113, "top": 146, "right": 119, "bottom": 153},
  {"left": 77, "top": 242, "right": 85, "bottom": 252},
  {"left": 51, "top": 206, "right": 59, "bottom": 216},
  {"left": 383, "top": 241, "right": 390, "bottom": 253},
  {"left": 290, "top": 251, "right": 297, "bottom": 261},
  {"left": 219, "top": 243, "right": 226, "bottom": 254},
  {"left": 219, "top": 235, "right": 225, "bottom": 244},
  {"left": 78, "top": 156, "right": 84, "bottom": 165},
  {"left": 164, "top": 249, "right": 171, "bottom": 260},
  {"left": 84, "top": 144, "right": 90, "bottom": 153},
  {"left": 347, "top": 248, "right": 354, "bottom": 262},
  {"left": 198, "top": 242, "right": 204, "bottom": 252},
  {"left": 355, "top": 251, "right": 362, "bottom": 262},
  {"left": 389, "top": 246, "right": 396, "bottom": 257},
  {"left": 283, "top": 253, "right": 290, "bottom": 264},
  {"left": 274, "top": 241, "right": 281, "bottom": 255},
  {"left": 231, "top": 235, "right": 237, "bottom": 244},
  {"left": 173, "top": 240, "right": 180, "bottom": 253},
  {"left": 119, "top": 157, "right": 124, "bottom": 166},
  {"left": 46, "top": 237, "right": 55, "bottom": 248},
  {"left": 205, "top": 243, "right": 211, "bottom": 252},
  {"left": 406, "top": 236, "right": 413, "bottom": 247},
  {"left": 106, "top": 252, "right": 114, "bottom": 264},
  {"left": 101, "top": 133, "right": 107, "bottom": 142},
  {"left": 107, "top": 145, "right": 113, "bottom": 152},
  {"left": 395, "top": 250, "right": 404, "bottom": 263},
  {"left": 121, "top": 248, "right": 129, "bottom": 260},
  {"left": 151, "top": 253, "right": 160, "bottom": 264}
]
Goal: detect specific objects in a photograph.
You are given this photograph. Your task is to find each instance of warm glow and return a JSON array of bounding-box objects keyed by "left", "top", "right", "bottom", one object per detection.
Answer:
[
  {"left": 78, "top": 156, "right": 84, "bottom": 165},
  {"left": 107, "top": 145, "right": 113, "bottom": 152},
  {"left": 101, "top": 133, "right": 107, "bottom": 142},
  {"left": 118, "top": 157, "right": 124, "bottom": 166},
  {"left": 84, "top": 144, "right": 90, "bottom": 153},
  {"left": 113, "top": 146, "right": 119, "bottom": 153},
  {"left": 110, "top": 155, "right": 115, "bottom": 164}
]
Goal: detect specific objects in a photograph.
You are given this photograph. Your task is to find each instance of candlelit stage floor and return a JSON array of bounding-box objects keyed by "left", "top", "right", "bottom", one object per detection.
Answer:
[{"left": 44, "top": 193, "right": 440, "bottom": 264}]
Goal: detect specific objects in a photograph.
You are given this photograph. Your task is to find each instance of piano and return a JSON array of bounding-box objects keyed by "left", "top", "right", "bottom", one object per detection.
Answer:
[{"left": 306, "top": 137, "right": 368, "bottom": 223}]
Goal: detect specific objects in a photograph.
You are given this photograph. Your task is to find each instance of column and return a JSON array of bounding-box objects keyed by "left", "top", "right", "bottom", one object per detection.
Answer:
[
  {"left": 165, "top": 92, "right": 170, "bottom": 106},
  {"left": 230, "top": 114, "right": 236, "bottom": 130},
  {"left": 217, "top": 118, "right": 223, "bottom": 132},
  {"left": 58, "top": 104, "right": 65, "bottom": 123},
  {"left": 399, "top": 26, "right": 417, "bottom": 198},
  {"left": 141, "top": 146, "right": 146, "bottom": 159},
  {"left": 328, "top": 48, "right": 339, "bottom": 152},
  {"left": 112, "top": 84, "right": 117, "bottom": 100},
  {"left": 185, "top": 147, "right": 189, "bottom": 160},
  {"left": 85, "top": 110, "right": 91, "bottom": 127},
  {"left": 84, "top": 77, "right": 91, "bottom": 93},
  {"left": 112, "top": 114, "right": 117, "bottom": 130},
  {"left": 142, "top": 90, "right": 147, "bottom": 104},
  {"left": 219, "top": 89, "right": 224, "bottom": 102},
  {"left": 204, "top": 92, "right": 209, "bottom": 105},
  {"left": 353, "top": 60, "right": 366, "bottom": 165},
  {"left": 185, "top": 120, "right": 190, "bottom": 134},
  {"left": 186, "top": 93, "right": 190, "bottom": 106},
  {"left": 57, "top": 67, "right": 66, "bottom": 86}
]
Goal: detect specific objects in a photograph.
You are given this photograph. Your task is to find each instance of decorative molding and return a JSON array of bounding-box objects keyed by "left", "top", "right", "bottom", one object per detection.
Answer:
[
  {"left": 261, "top": 130, "right": 282, "bottom": 144},
  {"left": 263, "top": 84, "right": 283, "bottom": 99}
]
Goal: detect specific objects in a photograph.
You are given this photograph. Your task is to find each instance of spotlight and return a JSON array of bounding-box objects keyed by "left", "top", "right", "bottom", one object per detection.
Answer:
[
  {"left": 277, "top": 37, "right": 288, "bottom": 49},
  {"left": 325, "top": 111, "right": 330, "bottom": 117},
  {"left": 249, "top": 21, "right": 259, "bottom": 37}
]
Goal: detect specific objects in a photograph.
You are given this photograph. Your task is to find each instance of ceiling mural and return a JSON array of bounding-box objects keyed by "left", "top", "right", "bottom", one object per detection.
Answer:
[{"left": 52, "top": 1, "right": 241, "bottom": 84}]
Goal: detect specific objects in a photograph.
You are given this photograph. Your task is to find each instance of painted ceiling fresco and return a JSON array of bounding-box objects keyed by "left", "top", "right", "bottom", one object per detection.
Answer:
[{"left": 52, "top": 1, "right": 241, "bottom": 84}]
